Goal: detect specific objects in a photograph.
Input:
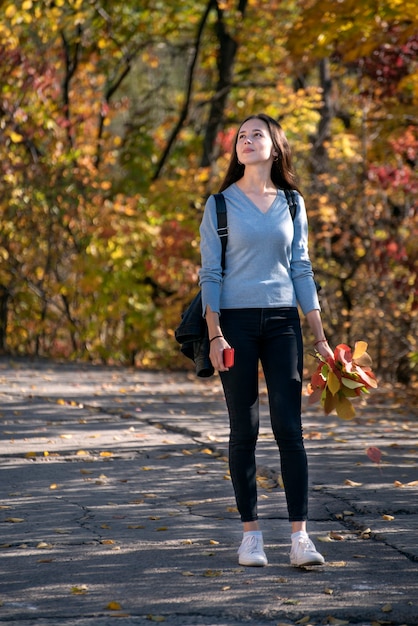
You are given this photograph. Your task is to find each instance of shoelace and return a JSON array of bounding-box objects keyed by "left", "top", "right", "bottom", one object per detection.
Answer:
[
  {"left": 296, "top": 537, "right": 315, "bottom": 552},
  {"left": 240, "top": 535, "right": 262, "bottom": 553}
]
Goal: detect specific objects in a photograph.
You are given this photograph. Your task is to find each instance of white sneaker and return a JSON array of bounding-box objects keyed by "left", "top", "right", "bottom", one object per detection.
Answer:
[
  {"left": 290, "top": 535, "right": 325, "bottom": 567},
  {"left": 238, "top": 533, "right": 268, "bottom": 567}
]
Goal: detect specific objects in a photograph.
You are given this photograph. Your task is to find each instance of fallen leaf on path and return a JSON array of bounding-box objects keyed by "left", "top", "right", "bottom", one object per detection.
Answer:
[
  {"left": 382, "top": 514, "right": 394, "bottom": 521},
  {"left": 71, "top": 585, "right": 88, "bottom": 595},
  {"left": 203, "top": 569, "right": 222, "bottom": 577},
  {"left": 5, "top": 518, "right": 24, "bottom": 523},
  {"left": 381, "top": 603, "right": 392, "bottom": 613},
  {"left": 366, "top": 446, "right": 382, "bottom": 464},
  {"left": 329, "top": 531, "right": 345, "bottom": 541},
  {"left": 106, "top": 601, "right": 122, "bottom": 610},
  {"left": 344, "top": 479, "right": 362, "bottom": 486}
]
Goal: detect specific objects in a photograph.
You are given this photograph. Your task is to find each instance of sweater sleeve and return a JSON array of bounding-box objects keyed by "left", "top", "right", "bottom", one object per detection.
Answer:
[
  {"left": 290, "top": 193, "right": 321, "bottom": 314},
  {"left": 198, "top": 195, "right": 223, "bottom": 316}
]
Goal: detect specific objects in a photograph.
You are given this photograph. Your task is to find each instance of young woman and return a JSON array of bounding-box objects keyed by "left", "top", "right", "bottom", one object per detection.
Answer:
[{"left": 199, "top": 113, "right": 334, "bottom": 567}]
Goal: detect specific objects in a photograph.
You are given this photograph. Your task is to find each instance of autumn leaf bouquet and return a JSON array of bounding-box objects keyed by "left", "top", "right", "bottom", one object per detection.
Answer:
[{"left": 308, "top": 341, "right": 378, "bottom": 419}]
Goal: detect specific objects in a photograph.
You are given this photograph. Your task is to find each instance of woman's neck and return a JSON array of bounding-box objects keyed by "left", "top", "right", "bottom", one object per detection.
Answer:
[{"left": 236, "top": 165, "right": 276, "bottom": 195}]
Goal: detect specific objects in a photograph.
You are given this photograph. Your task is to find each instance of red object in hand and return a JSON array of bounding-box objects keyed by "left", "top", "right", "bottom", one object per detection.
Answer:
[{"left": 223, "top": 348, "right": 235, "bottom": 368}]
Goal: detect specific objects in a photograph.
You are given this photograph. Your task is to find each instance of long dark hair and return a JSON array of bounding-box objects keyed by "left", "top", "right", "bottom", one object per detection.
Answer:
[{"left": 218, "top": 113, "right": 301, "bottom": 194}]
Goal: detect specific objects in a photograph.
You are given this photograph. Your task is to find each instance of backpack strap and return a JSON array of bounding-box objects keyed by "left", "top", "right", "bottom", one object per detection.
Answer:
[
  {"left": 213, "top": 193, "right": 227, "bottom": 273},
  {"left": 284, "top": 188, "right": 297, "bottom": 221},
  {"left": 284, "top": 188, "right": 321, "bottom": 293}
]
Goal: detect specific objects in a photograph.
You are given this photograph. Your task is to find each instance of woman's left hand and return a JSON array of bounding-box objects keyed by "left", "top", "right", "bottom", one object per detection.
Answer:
[{"left": 315, "top": 339, "right": 334, "bottom": 359}]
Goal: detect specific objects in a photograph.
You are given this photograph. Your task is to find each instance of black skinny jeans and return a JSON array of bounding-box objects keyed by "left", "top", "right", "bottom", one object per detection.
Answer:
[{"left": 219, "top": 307, "right": 308, "bottom": 523}]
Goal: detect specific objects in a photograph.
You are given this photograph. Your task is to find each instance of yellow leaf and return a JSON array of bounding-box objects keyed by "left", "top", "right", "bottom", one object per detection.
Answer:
[
  {"left": 106, "top": 601, "right": 122, "bottom": 611},
  {"left": 382, "top": 514, "right": 394, "bottom": 521},
  {"left": 324, "top": 587, "right": 334, "bottom": 595},
  {"left": 327, "top": 370, "right": 341, "bottom": 395},
  {"left": 5, "top": 5, "right": 17, "bottom": 18},
  {"left": 203, "top": 569, "right": 222, "bottom": 577},
  {"left": 57, "top": 399, "right": 66, "bottom": 405},
  {"left": 71, "top": 585, "right": 88, "bottom": 595},
  {"left": 100, "top": 451, "right": 113, "bottom": 457},
  {"left": 10, "top": 131, "right": 24, "bottom": 143},
  {"left": 335, "top": 396, "right": 356, "bottom": 420},
  {"left": 352, "top": 341, "right": 368, "bottom": 360},
  {"left": 36, "top": 542, "right": 52, "bottom": 549},
  {"left": 25, "top": 451, "right": 36, "bottom": 458},
  {"left": 49, "top": 483, "right": 58, "bottom": 490},
  {"left": 5, "top": 517, "right": 24, "bottom": 523}
]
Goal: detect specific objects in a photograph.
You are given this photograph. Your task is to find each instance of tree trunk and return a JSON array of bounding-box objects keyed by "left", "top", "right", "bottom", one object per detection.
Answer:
[
  {"left": 0, "top": 286, "right": 10, "bottom": 353},
  {"left": 200, "top": 0, "right": 247, "bottom": 167}
]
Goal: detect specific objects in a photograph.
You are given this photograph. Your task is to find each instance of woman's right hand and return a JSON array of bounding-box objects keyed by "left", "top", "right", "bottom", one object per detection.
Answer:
[{"left": 209, "top": 336, "right": 231, "bottom": 372}]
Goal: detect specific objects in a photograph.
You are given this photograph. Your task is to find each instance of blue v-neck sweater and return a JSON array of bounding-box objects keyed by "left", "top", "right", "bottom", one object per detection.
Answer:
[{"left": 199, "top": 183, "right": 320, "bottom": 316}]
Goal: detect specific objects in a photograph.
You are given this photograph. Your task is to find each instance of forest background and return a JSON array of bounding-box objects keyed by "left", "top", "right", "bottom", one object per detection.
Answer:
[{"left": 0, "top": 0, "right": 417, "bottom": 387}]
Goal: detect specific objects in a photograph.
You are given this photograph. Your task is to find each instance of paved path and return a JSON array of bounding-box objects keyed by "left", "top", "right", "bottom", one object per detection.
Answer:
[{"left": 0, "top": 357, "right": 417, "bottom": 626}]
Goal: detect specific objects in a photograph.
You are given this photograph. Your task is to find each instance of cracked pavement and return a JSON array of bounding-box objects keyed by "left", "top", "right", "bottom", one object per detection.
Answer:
[{"left": 0, "top": 357, "right": 417, "bottom": 626}]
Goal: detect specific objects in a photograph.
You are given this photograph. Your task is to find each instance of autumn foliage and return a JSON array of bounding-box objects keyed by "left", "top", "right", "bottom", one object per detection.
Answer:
[
  {"left": 0, "top": 0, "right": 416, "bottom": 384},
  {"left": 308, "top": 341, "right": 378, "bottom": 419}
]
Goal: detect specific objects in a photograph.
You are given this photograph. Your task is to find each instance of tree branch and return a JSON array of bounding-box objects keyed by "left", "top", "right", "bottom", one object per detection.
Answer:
[{"left": 151, "top": 0, "right": 216, "bottom": 181}]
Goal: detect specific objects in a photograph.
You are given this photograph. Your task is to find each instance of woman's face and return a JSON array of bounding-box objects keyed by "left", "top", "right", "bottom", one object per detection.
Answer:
[{"left": 236, "top": 118, "right": 276, "bottom": 166}]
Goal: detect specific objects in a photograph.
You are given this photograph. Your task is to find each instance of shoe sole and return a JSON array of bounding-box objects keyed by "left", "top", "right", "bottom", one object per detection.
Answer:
[{"left": 239, "top": 560, "right": 268, "bottom": 567}]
